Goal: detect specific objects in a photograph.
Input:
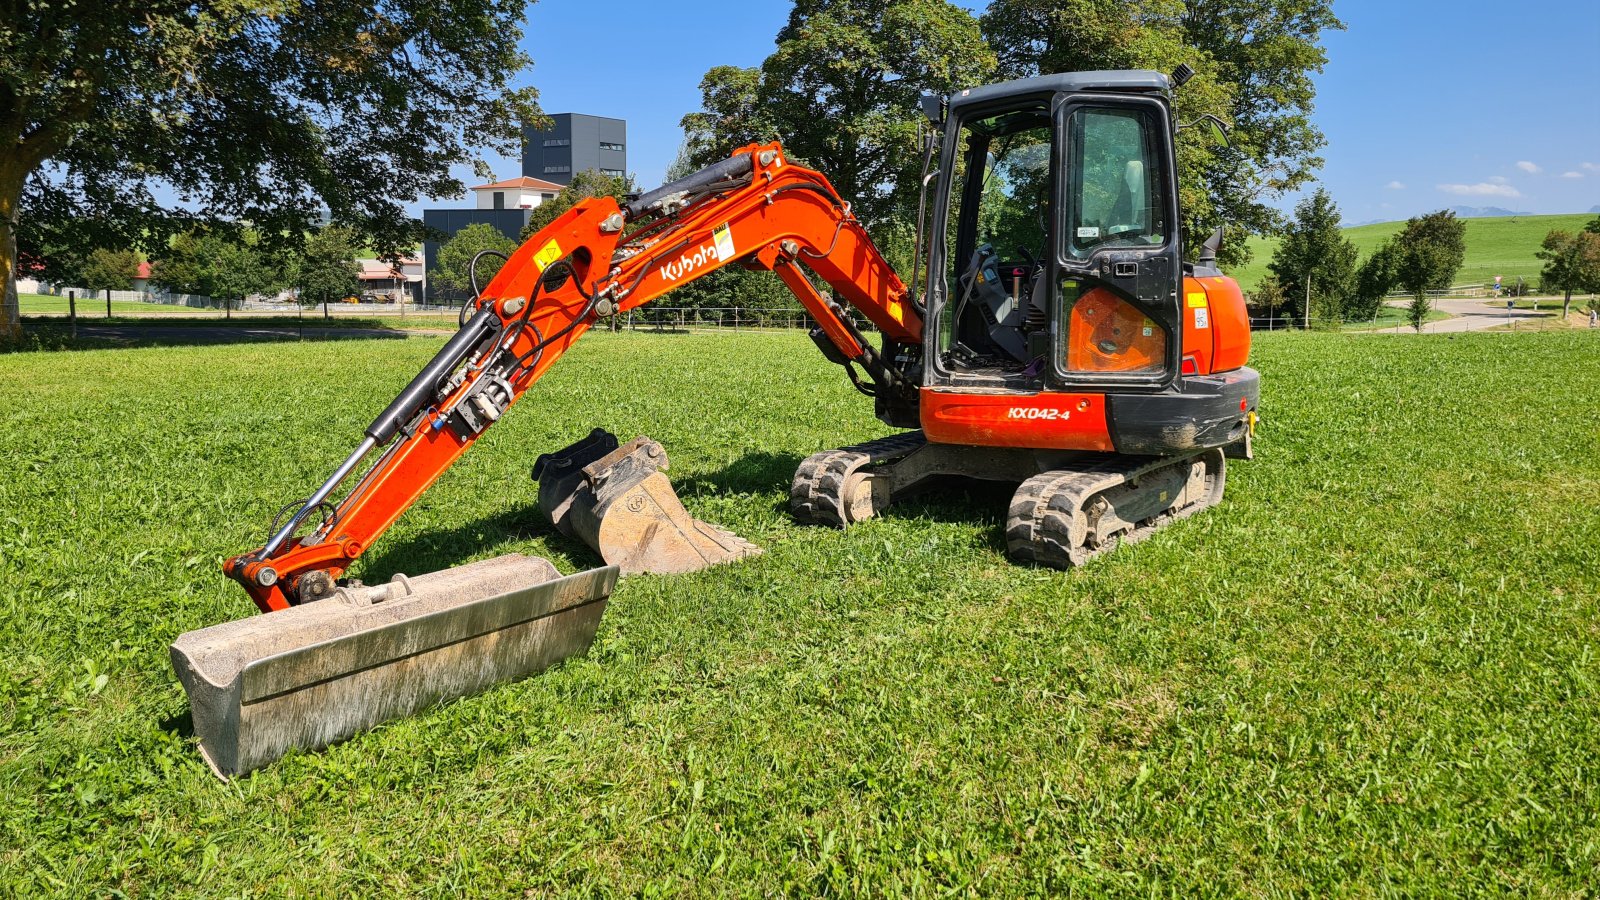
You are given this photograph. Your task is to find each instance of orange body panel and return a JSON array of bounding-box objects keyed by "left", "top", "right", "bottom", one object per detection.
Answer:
[
  {"left": 920, "top": 389, "right": 1114, "bottom": 451},
  {"left": 1179, "top": 274, "right": 1251, "bottom": 376},
  {"left": 1197, "top": 275, "right": 1251, "bottom": 373},
  {"left": 1178, "top": 276, "right": 1213, "bottom": 375}
]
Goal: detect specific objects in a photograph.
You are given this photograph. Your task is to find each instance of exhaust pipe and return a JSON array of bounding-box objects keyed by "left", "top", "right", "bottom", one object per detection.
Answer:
[{"left": 171, "top": 554, "right": 616, "bottom": 779}]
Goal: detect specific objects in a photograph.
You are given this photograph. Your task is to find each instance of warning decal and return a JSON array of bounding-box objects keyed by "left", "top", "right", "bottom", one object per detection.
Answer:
[
  {"left": 712, "top": 223, "right": 735, "bottom": 262},
  {"left": 532, "top": 239, "right": 562, "bottom": 272}
]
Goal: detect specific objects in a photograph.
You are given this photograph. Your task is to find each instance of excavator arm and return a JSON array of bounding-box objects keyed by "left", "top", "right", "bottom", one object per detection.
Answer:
[{"left": 225, "top": 143, "right": 922, "bottom": 611}]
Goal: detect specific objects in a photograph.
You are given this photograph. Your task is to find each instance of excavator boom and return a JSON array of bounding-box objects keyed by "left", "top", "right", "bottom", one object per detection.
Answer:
[
  {"left": 225, "top": 143, "right": 919, "bottom": 612},
  {"left": 181, "top": 143, "right": 927, "bottom": 777}
]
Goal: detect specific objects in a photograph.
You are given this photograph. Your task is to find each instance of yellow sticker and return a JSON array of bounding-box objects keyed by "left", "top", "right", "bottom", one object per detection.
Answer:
[
  {"left": 887, "top": 296, "right": 904, "bottom": 325},
  {"left": 532, "top": 239, "right": 562, "bottom": 272},
  {"left": 712, "top": 223, "right": 735, "bottom": 262},
  {"left": 1186, "top": 291, "right": 1208, "bottom": 308}
]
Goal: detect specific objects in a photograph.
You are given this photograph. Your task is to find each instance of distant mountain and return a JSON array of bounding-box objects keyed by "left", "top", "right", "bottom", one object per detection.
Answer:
[
  {"left": 1450, "top": 205, "right": 1533, "bottom": 218},
  {"left": 1590, "top": 205, "right": 1600, "bottom": 214},
  {"left": 1348, "top": 218, "right": 1392, "bottom": 227}
]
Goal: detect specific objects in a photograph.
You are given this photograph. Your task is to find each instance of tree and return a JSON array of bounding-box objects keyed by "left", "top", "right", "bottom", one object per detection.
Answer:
[
  {"left": 150, "top": 231, "right": 210, "bottom": 296},
  {"left": 1267, "top": 188, "right": 1357, "bottom": 324},
  {"left": 430, "top": 224, "right": 518, "bottom": 301},
  {"left": 1248, "top": 274, "right": 1287, "bottom": 325},
  {"left": 1538, "top": 224, "right": 1600, "bottom": 318},
  {"left": 207, "top": 232, "right": 281, "bottom": 308},
  {"left": 2, "top": 2, "right": 544, "bottom": 341},
  {"left": 1348, "top": 239, "right": 1400, "bottom": 322},
  {"left": 981, "top": 0, "right": 1344, "bottom": 267},
  {"left": 290, "top": 227, "right": 363, "bottom": 310},
  {"left": 79, "top": 248, "right": 141, "bottom": 293},
  {"left": 680, "top": 0, "right": 995, "bottom": 227},
  {"left": 1393, "top": 210, "right": 1466, "bottom": 332},
  {"left": 520, "top": 172, "right": 636, "bottom": 240}
]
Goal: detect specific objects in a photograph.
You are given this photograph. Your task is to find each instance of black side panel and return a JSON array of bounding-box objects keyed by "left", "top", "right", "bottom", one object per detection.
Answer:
[{"left": 1106, "top": 367, "right": 1259, "bottom": 455}]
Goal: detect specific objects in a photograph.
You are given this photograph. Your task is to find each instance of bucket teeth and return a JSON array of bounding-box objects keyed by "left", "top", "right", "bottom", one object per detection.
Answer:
[{"left": 534, "top": 429, "right": 762, "bottom": 575}]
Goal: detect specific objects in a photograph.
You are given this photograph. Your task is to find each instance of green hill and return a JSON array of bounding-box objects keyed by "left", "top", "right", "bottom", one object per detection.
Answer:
[{"left": 1227, "top": 213, "right": 1597, "bottom": 293}]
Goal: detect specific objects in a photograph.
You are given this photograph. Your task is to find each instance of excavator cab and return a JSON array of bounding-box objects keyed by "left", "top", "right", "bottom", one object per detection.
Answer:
[{"left": 927, "top": 72, "right": 1182, "bottom": 394}]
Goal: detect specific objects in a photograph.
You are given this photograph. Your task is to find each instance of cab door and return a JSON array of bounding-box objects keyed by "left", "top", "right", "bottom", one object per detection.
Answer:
[{"left": 1052, "top": 98, "right": 1182, "bottom": 389}]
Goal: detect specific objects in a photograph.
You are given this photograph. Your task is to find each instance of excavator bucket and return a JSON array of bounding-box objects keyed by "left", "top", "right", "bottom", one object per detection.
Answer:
[
  {"left": 171, "top": 554, "right": 616, "bottom": 779},
  {"left": 534, "top": 429, "right": 761, "bottom": 575}
]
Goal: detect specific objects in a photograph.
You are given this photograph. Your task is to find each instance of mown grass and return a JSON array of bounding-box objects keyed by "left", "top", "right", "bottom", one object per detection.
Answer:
[
  {"left": 1338, "top": 306, "right": 1452, "bottom": 331},
  {"left": 18, "top": 293, "right": 204, "bottom": 316},
  {"left": 1, "top": 330, "right": 1597, "bottom": 896},
  {"left": 1231, "top": 213, "right": 1597, "bottom": 292}
]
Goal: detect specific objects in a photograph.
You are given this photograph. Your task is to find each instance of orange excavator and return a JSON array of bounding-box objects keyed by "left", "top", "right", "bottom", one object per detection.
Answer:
[{"left": 171, "top": 68, "right": 1258, "bottom": 777}]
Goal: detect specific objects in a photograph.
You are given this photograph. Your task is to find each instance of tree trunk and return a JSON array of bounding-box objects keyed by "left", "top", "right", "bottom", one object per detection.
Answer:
[
  {"left": 0, "top": 170, "right": 22, "bottom": 342},
  {"left": 1563, "top": 289, "right": 1572, "bottom": 319}
]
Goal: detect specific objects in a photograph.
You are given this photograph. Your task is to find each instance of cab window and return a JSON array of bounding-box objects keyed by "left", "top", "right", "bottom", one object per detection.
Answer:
[{"left": 1065, "top": 108, "right": 1166, "bottom": 258}]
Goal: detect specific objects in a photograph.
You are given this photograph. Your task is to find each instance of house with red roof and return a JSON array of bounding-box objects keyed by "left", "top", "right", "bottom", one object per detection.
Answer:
[{"left": 469, "top": 175, "right": 564, "bottom": 211}]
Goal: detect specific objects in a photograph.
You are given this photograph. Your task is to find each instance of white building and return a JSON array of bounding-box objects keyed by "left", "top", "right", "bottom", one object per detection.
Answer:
[
  {"left": 470, "top": 176, "right": 565, "bottom": 211},
  {"left": 355, "top": 255, "right": 423, "bottom": 303}
]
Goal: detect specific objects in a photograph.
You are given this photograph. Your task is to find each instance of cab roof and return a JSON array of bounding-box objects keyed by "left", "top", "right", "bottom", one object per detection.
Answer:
[{"left": 948, "top": 71, "right": 1170, "bottom": 111}]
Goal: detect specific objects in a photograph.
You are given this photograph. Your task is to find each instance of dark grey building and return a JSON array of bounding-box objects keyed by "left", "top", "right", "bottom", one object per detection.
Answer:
[
  {"left": 422, "top": 112, "right": 627, "bottom": 301},
  {"left": 421, "top": 208, "right": 530, "bottom": 302},
  {"left": 522, "top": 113, "right": 628, "bottom": 184}
]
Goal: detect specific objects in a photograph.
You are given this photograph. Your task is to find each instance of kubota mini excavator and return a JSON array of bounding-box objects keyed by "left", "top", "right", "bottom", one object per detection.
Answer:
[{"left": 172, "top": 69, "right": 1259, "bottom": 777}]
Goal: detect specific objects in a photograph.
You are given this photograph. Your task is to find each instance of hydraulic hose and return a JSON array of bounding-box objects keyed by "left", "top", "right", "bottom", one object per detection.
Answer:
[
  {"left": 625, "top": 153, "right": 754, "bottom": 220},
  {"left": 366, "top": 307, "right": 500, "bottom": 445}
]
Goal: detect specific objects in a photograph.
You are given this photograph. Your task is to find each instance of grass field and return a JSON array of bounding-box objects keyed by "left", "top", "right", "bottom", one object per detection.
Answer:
[
  {"left": 2, "top": 330, "right": 1597, "bottom": 895},
  {"left": 1338, "top": 305, "right": 1451, "bottom": 331},
  {"left": 19, "top": 293, "right": 461, "bottom": 328},
  {"left": 1230, "top": 213, "right": 1598, "bottom": 293},
  {"left": 17, "top": 293, "right": 208, "bottom": 316}
]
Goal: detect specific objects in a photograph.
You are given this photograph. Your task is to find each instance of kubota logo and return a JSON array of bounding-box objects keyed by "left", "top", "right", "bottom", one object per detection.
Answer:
[
  {"left": 1006, "top": 407, "right": 1070, "bottom": 420},
  {"left": 660, "top": 242, "right": 722, "bottom": 282}
]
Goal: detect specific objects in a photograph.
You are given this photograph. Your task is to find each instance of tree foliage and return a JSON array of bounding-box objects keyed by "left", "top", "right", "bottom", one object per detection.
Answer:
[
  {"left": 206, "top": 232, "right": 282, "bottom": 304},
  {"left": 1537, "top": 222, "right": 1600, "bottom": 317},
  {"left": 430, "top": 223, "right": 518, "bottom": 301},
  {"left": 520, "top": 172, "right": 636, "bottom": 240},
  {"left": 681, "top": 0, "right": 1341, "bottom": 274},
  {"left": 1394, "top": 210, "right": 1467, "bottom": 302},
  {"left": 1348, "top": 239, "right": 1400, "bottom": 322},
  {"left": 680, "top": 0, "right": 995, "bottom": 227},
  {"left": 150, "top": 229, "right": 280, "bottom": 302},
  {"left": 982, "top": 0, "right": 1340, "bottom": 265},
  {"left": 290, "top": 227, "right": 364, "bottom": 307},
  {"left": 78, "top": 248, "right": 141, "bottom": 293},
  {"left": 150, "top": 232, "right": 211, "bottom": 296},
  {"left": 1267, "top": 188, "right": 1357, "bottom": 323},
  {"left": 1, "top": 0, "right": 544, "bottom": 337}
]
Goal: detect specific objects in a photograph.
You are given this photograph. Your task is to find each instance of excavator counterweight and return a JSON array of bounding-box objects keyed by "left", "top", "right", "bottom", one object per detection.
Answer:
[{"left": 174, "top": 68, "right": 1258, "bottom": 777}]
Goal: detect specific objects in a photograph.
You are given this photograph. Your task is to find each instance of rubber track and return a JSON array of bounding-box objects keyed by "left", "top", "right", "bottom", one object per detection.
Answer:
[
  {"left": 789, "top": 431, "right": 928, "bottom": 527},
  {"left": 1005, "top": 450, "right": 1225, "bottom": 569}
]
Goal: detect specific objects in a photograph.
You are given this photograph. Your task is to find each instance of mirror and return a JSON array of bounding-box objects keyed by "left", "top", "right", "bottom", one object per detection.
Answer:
[
  {"left": 1180, "top": 114, "right": 1233, "bottom": 149},
  {"left": 919, "top": 93, "right": 945, "bottom": 126}
]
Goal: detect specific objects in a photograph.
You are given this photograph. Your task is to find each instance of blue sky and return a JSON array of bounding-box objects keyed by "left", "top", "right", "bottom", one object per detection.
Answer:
[{"left": 424, "top": 0, "right": 1600, "bottom": 223}]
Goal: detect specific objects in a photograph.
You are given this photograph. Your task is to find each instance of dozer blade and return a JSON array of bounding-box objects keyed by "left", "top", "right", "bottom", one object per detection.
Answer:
[
  {"left": 171, "top": 554, "right": 616, "bottom": 779},
  {"left": 533, "top": 428, "right": 761, "bottom": 575}
]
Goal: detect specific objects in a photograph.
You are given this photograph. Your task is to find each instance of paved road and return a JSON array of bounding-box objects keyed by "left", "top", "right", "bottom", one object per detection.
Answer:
[{"left": 1370, "top": 298, "right": 1555, "bottom": 334}]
